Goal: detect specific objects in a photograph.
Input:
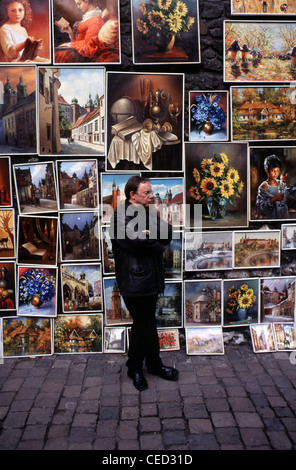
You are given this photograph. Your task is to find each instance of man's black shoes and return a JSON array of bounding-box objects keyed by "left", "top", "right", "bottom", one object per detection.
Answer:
[
  {"left": 148, "top": 366, "right": 179, "bottom": 381},
  {"left": 127, "top": 369, "right": 148, "bottom": 391}
]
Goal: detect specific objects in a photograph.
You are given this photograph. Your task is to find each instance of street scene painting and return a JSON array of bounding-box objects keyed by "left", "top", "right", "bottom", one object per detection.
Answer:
[
  {"left": 101, "top": 172, "right": 140, "bottom": 224},
  {"left": 148, "top": 177, "right": 184, "bottom": 226},
  {"left": 231, "top": 86, "right": 296, "bottom": 142},
  {"left": 2, "top": 317, "right": 52, "bottom": 358},
  {"left": 38, "top": 67, "right": 105, "bottom": 156},
  {"left": 53, "top": 314, "right": 103, "bottom": 354},
  {"left": 104, "top": 326, "right": 125, "bottom": 353},
  {"left": 56, "top": 160, "right": 99, "bottom": 210},
  {"left": 13, "top": 162, "right": 58, "bottom": 214},
  {"left": 103, "top": 277, "right": 132, "bottom": 326},
  {"left": 131, "top": 0, "right": 200, "bottom": 64},
  {"left": 282, "top": 224, "right": 296, "bottom": 249},
  {"left": 273, "top": 323, "right": 296, "bottom": 351},
  {"left": 184, "top": 280, "right": 222, "bottom": 327},
  {"left": 250, "top": 323, "right": 276, "bottom": 353},
  {"left": 260, "top": 277, "right": 295, "bottom": 323},
  {"left": 224, "top": 21, "right": 296, "bottom": 82},
  {"left": 185, "top": 326, "right": 224, "bottom": 355},
  {"left": 0, "top": 66, "right": 37, "bottom": 154},
  {"left": 61, "top": 263, "right": 102, "bottom": 313},
  {"left": 234, "top": 230, "right": 280, "bottom": 269}
]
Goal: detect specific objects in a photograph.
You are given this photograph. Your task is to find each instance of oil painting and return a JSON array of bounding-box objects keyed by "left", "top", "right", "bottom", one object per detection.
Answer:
[
  {"left": 273, "top": 323, "right": 296, "bottom": 350},
  {"left": 185, "top": 142, "right": 248, "bottom": 229},
  {"left": 131, "top": 0, "right": 200, "bottom": 64},
  {"left": 260, "top": 277, "right": 295, "bottom": 323},
  {"left": 185, "top": 326, "right": 224, "bottom": 355},
  {"left": 189, "top": 91, "right": 228, "bottom": 141},
  {"left": 0, "top": 208, "right": 15, "bottom": 258},
  {"left": 0, "top": 157, "right": 12, "bottom": 206},
  {"left": 250, "top": 323, "right": 276, "bottom": 353},
  {"left": 104, "top": 326, "right": 125, "bottom": 353},
  {"left": 184, "top": 279, "right": 222, "bottom": 327},
  {"left": 223, "top": 278, "right": 259, "bottom": 327},
  {"left": 54, "top": 314, "right": 103, "bottom": 354},
  {"left": 282, "top": 223, "right": 296, "bottom": 249},
  {"left": 101, "top": 172, "right": 140, "bottom": 224},
  {"left": 185, "top": 231, "right": 233, "bottom": 271},
  {"left": 231, "top": 0, "right": 296, "bottom": 14},
  {"left": 0, "top": 261, "right": 16, "bottom": 314},
  {"left": 106, "top": 72, "right": 184, "bottom": 172},
  {"left": 103, "top": 277, "right": 132, "bottom": 326},
  {"left": 234, "top": 230, "right": 280, "bottom": 269},
  {"left": 149, "top": 177, "right": 184, "bottom": 226},
  {"left": 155, "top": 280, "right": 182, "bottom": 328},
  {"left": 158, "top": 328, "right": 180, "bottom": 351}
]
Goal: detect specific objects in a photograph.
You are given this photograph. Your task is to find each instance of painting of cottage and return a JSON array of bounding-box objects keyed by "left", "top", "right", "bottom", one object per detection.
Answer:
[
  {"left": 54, "top": 314, "right": 103, "bottom": 354},
  {"left": 260, "top": 277, "right": 295, "bottom": 323},
  {"left": 184, "top": 280, "right": 222, "bottom": 327},
  {"left": 2, "top": 317, "right": 52, "bottom": 357}
]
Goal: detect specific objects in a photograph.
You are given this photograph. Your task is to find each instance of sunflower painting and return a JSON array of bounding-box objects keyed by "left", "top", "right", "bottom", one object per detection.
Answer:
[
  {"left": 185, "top": 142, "right": 249, "bottom": 229},
  {"left": 223, "top": 278, "right": 259, "bottom": 327},
  {"left": 131, "top": 0, "right": 200, "bottom": 64}
]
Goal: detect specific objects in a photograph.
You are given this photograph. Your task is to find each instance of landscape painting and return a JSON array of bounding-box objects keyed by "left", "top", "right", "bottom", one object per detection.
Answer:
[
  {"left": 282, "top": 224, "right": 296, "bottom": 250},
  {"left": 260, "top": 277, "right": 295, "bottom": 323},
  {"left": 53, "top": 314, "right": 103, "bottom": 354},
  {"left": 61, "top": 263, "right": 102, "bottom": 313},
  {"left": 0, "top": 209, "right": 15, "bottom": 258},
  {"left": 2, "top": 317, "right": 52, "bottom": 358},
  {"left": 131, "top": 0, "right": 200, "bottom": 64},
  {"left": 163, "top": 231, "right": 183, "bottom": 280},
  {"left": 101, "top": 172, "right": 140, "bottom": 224},
  {"left": 101, "top": 225, "right": 115, "bottom": 275},
  {"left": 225, "top": 21, "right": 296, "bottom": 82},
  {"left": 231, "top": 86, "right": 296, "bottom": 142},
  {"left": 185, "top": 326, "right": 224, "bottom": 355},
  {"left": 231, "top": 0, "right": 296, "bottom": 15},
  {"left": 184, "top": 279, "right": 222, "bottom": 327},
  {"left": 234, "top": 230, "right": 280, "bottom": 269},
  {"left": 185, "top": 231, "right": 233, "bottom": 271}
]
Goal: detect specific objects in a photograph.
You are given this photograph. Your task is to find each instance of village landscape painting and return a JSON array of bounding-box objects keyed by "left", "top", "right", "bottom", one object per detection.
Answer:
[
  {"left": 54, "top": 314, "right": 103, "bottom": 354},
  {"left": 186, "top": 326, "right": 224, "bottom": 355},
  {"left": 234, "top": 230, "right": 280, "bottom": 269},
  {"left": 2, "top": 317, "right": 52, "bottom": 357}
]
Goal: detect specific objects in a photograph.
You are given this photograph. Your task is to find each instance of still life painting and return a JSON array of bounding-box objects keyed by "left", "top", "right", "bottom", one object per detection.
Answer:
[
  {"left": 189, "top": 91, "right": 228, "bottom": 141},
  {"left": 131, "top": 0, "right": 200, "bottom": 64},
  {"left": 0, "top": 261, "right": 16, "bottom": 314},
  {"left": 223, "top": 278, "right": 259, "bottom": 327}
]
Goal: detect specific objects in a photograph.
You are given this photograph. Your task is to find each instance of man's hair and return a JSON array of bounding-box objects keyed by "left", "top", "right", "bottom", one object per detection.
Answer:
[
  {"left": 264, "top": 154, "right": 282, "bottom": 171},
  {"left": 124, "top": 176, "right": 150, "bottom": 200}
]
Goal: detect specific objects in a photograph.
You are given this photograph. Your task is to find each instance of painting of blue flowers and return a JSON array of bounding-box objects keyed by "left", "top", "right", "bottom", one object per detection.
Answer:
[
  {"left": 17, "top": 266, "right": 57, "bottom": 318},
  {"left": 189, "top": 91, "right": 228, "bottom": 141}
]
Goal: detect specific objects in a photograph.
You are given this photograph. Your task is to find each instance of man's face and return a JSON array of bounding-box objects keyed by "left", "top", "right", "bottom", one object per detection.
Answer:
[{"left": 130, "top": 182, "right": 154, "bottom": 208}]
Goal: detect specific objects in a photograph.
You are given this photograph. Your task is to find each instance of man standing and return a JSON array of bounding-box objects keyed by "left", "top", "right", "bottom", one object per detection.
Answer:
[{"left": 110, "top": 176, "right": 179, "bottom": 391}]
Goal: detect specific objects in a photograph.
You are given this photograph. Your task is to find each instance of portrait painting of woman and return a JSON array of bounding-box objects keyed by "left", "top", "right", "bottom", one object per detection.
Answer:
[
  {"left": 53, "top": 0, "right": 120, "bottom": 64},
  {"left": 0, "top": 0, "right": 51, "bottom": 63}
]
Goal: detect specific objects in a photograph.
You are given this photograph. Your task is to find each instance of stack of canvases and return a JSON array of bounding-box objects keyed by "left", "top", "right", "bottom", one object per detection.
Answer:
[{"left": 1, "top": 0, "right": 296, "bottom": 360}]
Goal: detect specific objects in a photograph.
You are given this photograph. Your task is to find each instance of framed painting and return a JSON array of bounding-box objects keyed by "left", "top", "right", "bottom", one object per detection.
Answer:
[
  {"left": 52, "top": 0, "right": 120, "bottom": 64},
  {"left": 231, "top": 85, "right": 296, "bottom": 142},
  {"left": 0, "top": 261, "right": 16, "bottom": 314},
  {"left": 0, "top": 157, "right": 12, "bottom": 207},
  {"left": 13, "top": 161, "right": 58, "bottom": 214},
  {"left": 0, "top": 0, "right": 51, "bottom": 63},
  {"left": 0, "top": 208, "right": 15, "bottom": 258},
  {"left": 61, "top": 263, "right": 103, "bottom": 313},
  {"left": 59, "top": 210, "right": 100, "bottom": 262},
  {"left": 224, "top": 21, "right": 296, "bottom": 83},
  {"left": 250, "top": 323, "right": 276, "bottom": 353},
  {"left": 100, "top": 172, "right": 140, "bottom": 224},
  {"left": 260, "top": 277, "right": 295, "bottom": 323},
  {"left": 38, "top": 67, "right": 105, "bottom": 156},
  {"left": 249, "top": 146, "right": 296, "bottom": 222},
  {"left": 185, "top": 326, "right": 224, "bottom": 355},
  {"left": 234, "top": 230, "right": 280, "bottom": 269},
  {"left": 53, "top": 314, "right": 103, "bottom": 354},
  {"left": 104, "top": 326, "right": 125, "bottom": 353},
  {"left": 189, "top": 91, "right": 229, "bottom": 142},
  {"left": 163, "top": 230, "right": 183, "bottom": 280},
  {"left": 184, "top": 279, "right": 222, "bottom": 327},
  {"left": 131, "top": 0, "right": 200, "bottom": 65},
  {"left": 106, "top": 71, "right": 184, "bottom": 172},
  {"left": 158, "top": 328, "right": 180, "bottom": 351},
  {"left": 273, "top": 323, "right": 296, "bottom": 350},
  {"left": 2, "top": 316, "right": 52, "bottom": 358},
  {"left": 17, "top": 266, "right": 58, "bottom": 318},
  {"left": 101, "top": 225, "right": 115, "bottom": 275},
  {"left": 155, "top": 280, "right": 183, "bottom": 328},
  {"left": 282, "top": 224, "right": 296, "bottom": 249},
  {"left": 223, "top": 278, "right": 259, "bottom": 327},
  {"left": 0, "top": 66, "right": 37, "bottom": 155},
  {"left": 17, "top": 215, "right": 58, "bottom": 267},
  {"left": 185, "top": 231, "right": 233, "bottom": 271},
  {"left": 231, "top": 0, "right": 296, "bottom": 14},
  {"left": 56, "top": 159, "right": 99, "bottom": 210},
  {"left": 147, "top": 177, "right": 184, "bottom": 227},
  {"left": 185, "top": 142, "right": 248, "bottom": 229},
  {"left": 103, "top": 277, "right": 132, "bottom": 326}
]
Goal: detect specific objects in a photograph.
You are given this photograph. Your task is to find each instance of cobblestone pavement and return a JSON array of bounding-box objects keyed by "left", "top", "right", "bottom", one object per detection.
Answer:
[{"left": 0, "top": 338, "right": 296, "bottom": 451}]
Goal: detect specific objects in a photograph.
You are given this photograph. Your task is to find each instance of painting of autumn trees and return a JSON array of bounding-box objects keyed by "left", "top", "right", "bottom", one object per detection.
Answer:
[
  {"left": 0, "top": 209, "right": 15, "bottom": 258},
  {"left": 231, "top": 86, "right": 296, "bottom": 141},
  {"left": 225, "top": 22, "right": 296, "bottom": 82},
  {"left": 54, "top": 314, "right": 103, "bottom": 354},
  {"left": 2, "top": 317, "right": 52, "bottom": 357}
]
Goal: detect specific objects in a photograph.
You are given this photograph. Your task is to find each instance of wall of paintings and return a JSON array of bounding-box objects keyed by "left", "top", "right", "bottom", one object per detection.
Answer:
[{"left": 1, "top": 0, "right": 296, "bottom": 359}]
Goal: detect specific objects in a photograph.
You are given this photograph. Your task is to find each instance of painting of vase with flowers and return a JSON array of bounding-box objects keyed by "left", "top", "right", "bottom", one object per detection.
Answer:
[
  {"left": 131, "top": 0, "right": 200, "bottom": 64},
  {"left": 189, "top": 91, "right": 228, "bottom": 141}
]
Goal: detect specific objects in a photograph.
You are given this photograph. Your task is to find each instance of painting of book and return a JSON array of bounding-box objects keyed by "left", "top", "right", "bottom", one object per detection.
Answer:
[
  {"left": 2, "top": 317, "right": 52, "bottom": 358},
  {"left": 260, "top": 277, "right": 295, "bottom": 323},
  {"left": 250, "top": 323, "right": 276, "bottom": 353},
  {"left": 17, "top": 215, "right": 58, "bottom": 267},
  {"left": 186, "top": 326, "right": 224, "bottom": 355},
  {"left": 131, "top": 0, "right": 200, "bottom": 64},
  {"left": 61, "top": 263, "right": 102, "bottom": 313},
  {"left": 231, "top": 86, "right": 296, "bottom": 142},
  {"left": 54, "top": 314, "right": 103, "bottom": 354},
  {"left": 224, "top": 21, "right": 296, "bottom": 83},
  {"left": 106, "top": 72, "right": 184, "bottom": 172},
  {"left": 184, "top": 280, "right": 222, "bottom": 327}
]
